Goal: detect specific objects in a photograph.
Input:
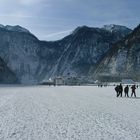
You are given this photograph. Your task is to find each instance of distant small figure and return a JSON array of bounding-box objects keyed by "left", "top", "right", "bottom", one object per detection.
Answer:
[
  {"left": 115, "top": 85, "right": 119, "bottom": 97},
  {"left": 131, "top": 85, "right": 136, "bottom": 97},
  {"left": 124, "top": 85, "right": 129, "bottom": 97},
  {"left": 137, "top": 85, "right": 138, "bottom": 88},
  {"left": 117, "top": 83, "right": 123, "bottom": 97}
]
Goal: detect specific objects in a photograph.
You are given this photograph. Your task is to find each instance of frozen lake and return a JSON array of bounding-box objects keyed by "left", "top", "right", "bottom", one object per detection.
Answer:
[{"left": 0, "top": 85, "right": 139, "bottom": 140}]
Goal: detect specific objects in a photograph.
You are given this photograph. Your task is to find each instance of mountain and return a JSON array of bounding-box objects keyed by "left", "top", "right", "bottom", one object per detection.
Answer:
[
  {"left": 93, "top": 24, "right": 140, "bottom": 82},
  {"left": 0, "top": 24, "right": 132, "bottom": 84},
  {"left": 40, "top": 25, "right": 131, "bottom": 80},
  {"left": 0, "top": 25, "right": 41, "bottom": 84},
  {"left": 0, "top": 57, "right": 19, "bottom": 84}
]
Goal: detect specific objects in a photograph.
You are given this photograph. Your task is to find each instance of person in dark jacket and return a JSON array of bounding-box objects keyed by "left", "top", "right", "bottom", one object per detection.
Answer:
[
  {"left": 115, "top": 85, "right": 119, "bottom": 97},
  {"left": 131, "top": 85, "right": 136, "bottom": 97},
  {"left": 117, "top": 83, "right": 123, "bottom": 97},
  {"left": 124, "top": 85, "right": 129, "bottom": 97}
]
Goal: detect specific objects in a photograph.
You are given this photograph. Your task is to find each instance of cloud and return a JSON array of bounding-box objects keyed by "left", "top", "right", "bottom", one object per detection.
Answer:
[
  {"left": 19, "top": 0, "right": 42, "bottom": 5},
  {"left": 44, "top": 29, "right": 73, "bottom": 38}
]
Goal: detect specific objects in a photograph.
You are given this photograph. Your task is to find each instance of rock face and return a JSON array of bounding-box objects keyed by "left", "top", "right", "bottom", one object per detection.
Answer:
[
  {"left": 0, "top": 57, "right": 18, "bottom": 84},
  {"left": 93, "top": 25, "right": 140, "bottom": 82},
  {"left": 0, "top": 24, "right": 132, "bottom": 84},
  {"left": 0, "top": 25, "right": 40, "bottom": 84}
]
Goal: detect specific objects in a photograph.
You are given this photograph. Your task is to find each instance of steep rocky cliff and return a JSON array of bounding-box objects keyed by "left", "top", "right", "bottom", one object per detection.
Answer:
[{"left": 93, "top": 25, "right": 140, "bottom": 82}]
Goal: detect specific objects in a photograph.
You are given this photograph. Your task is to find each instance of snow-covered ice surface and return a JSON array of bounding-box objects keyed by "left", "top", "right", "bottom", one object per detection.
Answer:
[{"left": 0, "top": 85, "right": 140, "bottom": 140}]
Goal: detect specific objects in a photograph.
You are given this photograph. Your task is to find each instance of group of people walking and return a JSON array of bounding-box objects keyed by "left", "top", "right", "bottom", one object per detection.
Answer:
[{"left": 115, "top": 84, "right": 137, "bottom": 97}]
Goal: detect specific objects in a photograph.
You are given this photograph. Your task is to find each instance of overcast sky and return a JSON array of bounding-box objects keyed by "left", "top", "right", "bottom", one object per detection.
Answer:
[{"left": 0, "top": 0, "right": 140, "bottom": 41}]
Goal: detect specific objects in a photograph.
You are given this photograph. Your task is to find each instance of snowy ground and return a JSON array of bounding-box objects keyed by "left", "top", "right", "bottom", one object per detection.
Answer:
[{"left": 0, "top": 85, "right": 140, "bottom": 140}]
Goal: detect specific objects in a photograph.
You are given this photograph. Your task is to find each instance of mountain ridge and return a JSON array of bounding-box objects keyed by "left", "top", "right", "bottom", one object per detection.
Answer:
[{"left": 0, "top": 23, "right": 133, "bottom": 84}]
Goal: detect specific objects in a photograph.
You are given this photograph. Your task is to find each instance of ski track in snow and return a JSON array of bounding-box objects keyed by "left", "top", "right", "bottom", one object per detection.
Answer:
[{"left": 0, "top": 86, "right": 140, "bottom": 140}]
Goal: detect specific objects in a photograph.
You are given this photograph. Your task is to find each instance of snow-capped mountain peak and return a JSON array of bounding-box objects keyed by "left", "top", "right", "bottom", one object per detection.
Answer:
[
  {"left": 0, "top": 24, "right": 30, "bottom": 33},
  {"left": 102, "top": 24, "right": 132, "bottom": 33},
  {"left": 5, "top": 25, "right": 30, "bottom": 33}
]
